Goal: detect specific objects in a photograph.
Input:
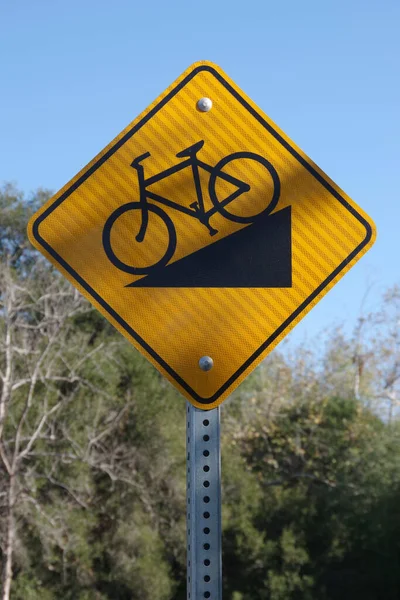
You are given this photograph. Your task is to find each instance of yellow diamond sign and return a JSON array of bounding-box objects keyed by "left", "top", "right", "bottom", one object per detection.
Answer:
[{"left": 28, "top": 61, "right": 376, "bottom": 409}]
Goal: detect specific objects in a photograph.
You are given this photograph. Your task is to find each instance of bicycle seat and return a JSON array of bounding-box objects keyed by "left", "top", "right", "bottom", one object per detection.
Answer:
[
  {"left": 131, "top": 151, "right": 151, "bottom": 167},
  {"left": 176, "top": 140, "right": 205, "bottom": 158}
]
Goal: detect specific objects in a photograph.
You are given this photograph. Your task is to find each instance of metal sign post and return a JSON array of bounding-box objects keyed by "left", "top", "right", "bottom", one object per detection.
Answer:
[{"left": 187, "top": 401, "right": 222, "bottom": 599}]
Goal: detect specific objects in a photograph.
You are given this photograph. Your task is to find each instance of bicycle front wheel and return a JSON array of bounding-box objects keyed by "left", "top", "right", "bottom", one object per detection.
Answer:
[
  {"left": 102, "top": 202, "right": 176, "bottom": 275},
  {"left": 209, "top": 151, "right": 281, "bottom": 224}
]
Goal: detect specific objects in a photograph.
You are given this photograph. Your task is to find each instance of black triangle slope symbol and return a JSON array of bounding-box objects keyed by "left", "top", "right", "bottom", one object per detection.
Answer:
[{"left": 127, "top": 206, "right": 292, "bottom": 288}]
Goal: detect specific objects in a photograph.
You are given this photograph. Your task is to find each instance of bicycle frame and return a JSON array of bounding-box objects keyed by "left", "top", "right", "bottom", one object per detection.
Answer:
[{"left": 131, "top": 141, "right": 248, "bottom": 241}]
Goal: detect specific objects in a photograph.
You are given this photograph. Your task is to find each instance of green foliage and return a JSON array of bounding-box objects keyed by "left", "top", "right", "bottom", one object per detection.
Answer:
[
  {"left": 12, "top": 571, "right": 56, "bottom": 600},
  {"left": 1, "top": 186, "right": 400, "bottom": 599},
  {"left": 222, "top": 394, "right": 400, "bottom": 599},
  {"left": 0, "top": 183, "right": 51, "bottom": 270}
]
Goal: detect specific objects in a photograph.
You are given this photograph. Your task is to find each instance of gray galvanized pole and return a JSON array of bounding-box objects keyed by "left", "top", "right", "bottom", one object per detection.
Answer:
[{"left": 186, "top": 401, "right": 222, "bottom": 599}]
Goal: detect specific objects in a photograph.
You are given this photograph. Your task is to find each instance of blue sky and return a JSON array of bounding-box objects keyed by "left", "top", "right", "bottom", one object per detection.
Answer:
[{"left": 1, "top": 0, "right": 398, "bottom": 346}]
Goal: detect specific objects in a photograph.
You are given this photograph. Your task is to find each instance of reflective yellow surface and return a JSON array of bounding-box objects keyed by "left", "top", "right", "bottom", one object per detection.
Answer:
[{"left": 28, "top": 61, "right": 376, "bottom": 409}]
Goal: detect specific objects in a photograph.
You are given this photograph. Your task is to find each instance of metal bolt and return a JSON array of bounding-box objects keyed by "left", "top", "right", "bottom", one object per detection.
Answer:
[
  {"left": 197, "top": 97, "right": 212, "bottom": 112},
  {"left": 199, "top": 356, "right": 214, "bottom": 371}
]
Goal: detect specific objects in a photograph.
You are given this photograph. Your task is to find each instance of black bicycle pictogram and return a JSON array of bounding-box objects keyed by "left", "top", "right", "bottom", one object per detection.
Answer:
[{"left": 102, "top": 140, "right": 280, "bottom": 275}]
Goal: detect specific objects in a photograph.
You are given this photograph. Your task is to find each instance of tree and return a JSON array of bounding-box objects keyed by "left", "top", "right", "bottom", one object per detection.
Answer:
[
  {"left": 220, "top": 306, "right": 400, "bottom": 599},
  {"left": 0, "top": 185, "right": 158, "bottom": 599},
  {"left": 0, "top": 256, "right": 96, "bottom": 599},
  {"left": 2, "top": 183, "right": 400, "bottom": 599}
]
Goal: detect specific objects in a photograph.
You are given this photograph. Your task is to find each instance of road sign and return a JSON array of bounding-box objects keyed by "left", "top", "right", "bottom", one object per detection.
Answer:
[{"left": 28, "top": 61, "right": 376, "bottom": 409}]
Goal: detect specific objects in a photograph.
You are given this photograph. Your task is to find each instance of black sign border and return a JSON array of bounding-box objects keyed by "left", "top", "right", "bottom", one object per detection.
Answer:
[{"left": 31, "top": 64, "right": 373, "bottom": 405}]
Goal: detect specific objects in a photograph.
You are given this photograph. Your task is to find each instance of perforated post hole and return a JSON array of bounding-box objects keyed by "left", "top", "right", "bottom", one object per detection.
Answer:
[{"left": 186, "top": 401, "right": 222, "bottom": 599}]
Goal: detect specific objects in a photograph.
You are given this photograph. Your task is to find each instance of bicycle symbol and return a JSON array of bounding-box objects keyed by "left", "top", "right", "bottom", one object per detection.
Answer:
[{"left": 102, "top": 140, "right": 281, "bottom": 275}]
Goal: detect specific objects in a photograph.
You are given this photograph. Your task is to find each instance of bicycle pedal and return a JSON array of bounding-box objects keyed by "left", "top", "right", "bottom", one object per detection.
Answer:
[{"left": 190, "top": 201, "right": 199, "bottom": 210}]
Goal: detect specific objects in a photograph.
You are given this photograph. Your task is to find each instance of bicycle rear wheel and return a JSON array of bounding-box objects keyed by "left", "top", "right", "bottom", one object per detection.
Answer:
[
  {"left": 209, "top": 152, "right": 280, "bottom": 224},
  {"left": 102, "top": 202, "right": 176, "bottom": 275}
]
